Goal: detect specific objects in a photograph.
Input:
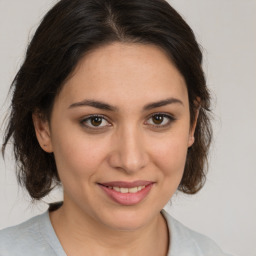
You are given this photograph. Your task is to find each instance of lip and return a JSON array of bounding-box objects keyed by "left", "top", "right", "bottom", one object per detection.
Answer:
[
  {"left": 98, "top": 180, "right": 155, "bottom": 206},
  {"left": 99, "top": 180, "right": 153, "bottom": 188}
]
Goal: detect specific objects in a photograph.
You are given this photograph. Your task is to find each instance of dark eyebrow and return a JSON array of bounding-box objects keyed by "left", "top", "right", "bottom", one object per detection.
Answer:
[
  {"left": 143, "top": 98, "right": 183, "bottom": 111},
  {"left": 68, "top": 97, "right": 183, "bottom": 111},
  {"left": 69, "top": 99, "right": 118, "bottom": 111}
]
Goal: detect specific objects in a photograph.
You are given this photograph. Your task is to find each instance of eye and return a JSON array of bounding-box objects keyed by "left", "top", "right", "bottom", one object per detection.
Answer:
[
  {"left": 146, "top": 113, "right": 175, "bottom": 128},
  {"left": 81, "top": 115, "right": 111, "bottom": 129}
]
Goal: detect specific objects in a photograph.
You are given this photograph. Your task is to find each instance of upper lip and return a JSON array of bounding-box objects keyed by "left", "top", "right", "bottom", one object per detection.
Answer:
[{"left": 99, "top": 180, "right": 154, "bottom": 188}]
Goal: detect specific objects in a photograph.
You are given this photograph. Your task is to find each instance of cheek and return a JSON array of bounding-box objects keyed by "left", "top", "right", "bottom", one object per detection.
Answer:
[
  {"left": 51, "top": 129, "right": 108, "bottom": 181},
  {"left": 146, "top": 132, "right": 189, "bottom": 204},
  {"left": 150, "top": 134, "right": 189, "bottom": 176}
]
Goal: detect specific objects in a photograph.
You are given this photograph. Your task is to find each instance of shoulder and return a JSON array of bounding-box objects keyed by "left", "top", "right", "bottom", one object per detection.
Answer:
[
  {"left": 161, "top": 210, "right": 233, "bottom": 256},
  {"left": 0, "top": 212, "right": 57, "bottom": 256}
]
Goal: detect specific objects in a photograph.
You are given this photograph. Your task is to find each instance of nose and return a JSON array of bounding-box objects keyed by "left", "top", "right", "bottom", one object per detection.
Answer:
[{"left": 108, "top": 126, "right": 149, "bottom": 174}]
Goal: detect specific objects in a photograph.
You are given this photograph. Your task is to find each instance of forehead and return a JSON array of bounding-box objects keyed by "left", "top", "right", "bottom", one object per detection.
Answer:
[{"left": 57, "top": 42, "right": 188, "bottom": 109}]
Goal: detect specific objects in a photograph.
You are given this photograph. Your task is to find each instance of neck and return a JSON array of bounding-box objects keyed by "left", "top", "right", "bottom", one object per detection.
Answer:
[{"left": 49, "top": 200, "right": 169, "bottom": 256}]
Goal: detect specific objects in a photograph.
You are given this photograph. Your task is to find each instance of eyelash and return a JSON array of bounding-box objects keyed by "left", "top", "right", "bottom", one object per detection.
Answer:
[
  {"left": 80, "top": 113, "right": 176, "bottom": 130},
  {"left": 80, "top": 114, "right": 110, "bottom": 130},
  {"left": 145, "top": 112, "right": 176, "bottom": 128}
]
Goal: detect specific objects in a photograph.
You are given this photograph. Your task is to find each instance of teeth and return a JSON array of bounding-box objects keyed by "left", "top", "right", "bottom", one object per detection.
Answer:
[
  {"left": 138, "top": 185, "right": 145, "bottom": 191},
  {"left": 109, "top": 185, "right": 146, "bottom": 193},
  {"left": 128, "top": 187, "right": 138, "bottom": 193},
  {"left": 120, "top": 187, "right": 129, "bottom": 193}
]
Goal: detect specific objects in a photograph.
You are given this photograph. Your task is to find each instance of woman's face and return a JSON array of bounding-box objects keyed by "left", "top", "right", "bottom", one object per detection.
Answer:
[{"left": 35, "top": 42, "right": 196, "bottom": 230}]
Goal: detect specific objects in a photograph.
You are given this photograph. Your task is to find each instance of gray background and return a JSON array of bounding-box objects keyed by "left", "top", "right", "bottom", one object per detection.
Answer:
[{"left": 0, "top": 1, "right": 255, "bottom": 255}]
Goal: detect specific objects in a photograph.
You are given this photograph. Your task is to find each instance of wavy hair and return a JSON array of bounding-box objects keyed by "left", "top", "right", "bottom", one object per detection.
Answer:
[{"left": 2, "top": 0, "right": 212, "bottom": 199}]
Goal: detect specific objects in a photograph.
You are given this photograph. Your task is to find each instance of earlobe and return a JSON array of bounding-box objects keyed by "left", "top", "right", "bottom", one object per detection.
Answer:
[
  {"left": 188, "top": 135, "right": 195, "bottom": 147},
  {"left": 32, "top": 112, "right": 53, "bottom": 153},
  {"left": 188, "top": 106, "right": 200, "bottom": 148}
]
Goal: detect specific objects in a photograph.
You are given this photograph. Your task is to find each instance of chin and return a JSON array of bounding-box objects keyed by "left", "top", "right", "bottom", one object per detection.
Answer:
[{"left": 99, "top": 206, "right": 156, "bottom": 231}]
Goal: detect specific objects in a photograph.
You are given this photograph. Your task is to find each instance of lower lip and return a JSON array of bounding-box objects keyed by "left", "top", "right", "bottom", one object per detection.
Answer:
[{"left": 99, "top": 184, "right": 154, "bottom": 206}]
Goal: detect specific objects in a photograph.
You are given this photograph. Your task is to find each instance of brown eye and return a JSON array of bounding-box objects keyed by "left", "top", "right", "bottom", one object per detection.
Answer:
[
  {"left": 81, "top": 115, "right": 110, "bottom": 129},
  {"left": 90, "top": 116, "right": 103, "bottom": 126},
  {"left": 152, "top": 114, "right": 164, "bottom": 125},
  {"left": 146, "top": 113, "right": 175, "bottom": 127}
]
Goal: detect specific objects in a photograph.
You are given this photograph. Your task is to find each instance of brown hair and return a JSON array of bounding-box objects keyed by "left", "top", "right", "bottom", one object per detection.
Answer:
[{"left": 2, "top": 0, "right": 212, "bottom": 200}]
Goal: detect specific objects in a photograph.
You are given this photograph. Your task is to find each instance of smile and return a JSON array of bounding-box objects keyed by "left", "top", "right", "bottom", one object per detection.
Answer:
[
  {"left": 98, "top": 181, "right": 154, "bottom": 205},
  {"left": 105, "top": 185, "right": 146, "bottom": 193}
]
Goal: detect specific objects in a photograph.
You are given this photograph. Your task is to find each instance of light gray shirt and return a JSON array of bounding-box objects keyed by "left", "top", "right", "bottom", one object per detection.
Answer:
[{"left": 0, "top": 209, "right": 232, "bottom": 256}]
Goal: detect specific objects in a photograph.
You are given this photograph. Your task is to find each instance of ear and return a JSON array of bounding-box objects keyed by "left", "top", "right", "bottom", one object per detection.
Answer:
[
  {"left": 188, "top": 101, "right": 200, "bottom": 148},
  {"left": 32, "top": 111, "right": 53, "bottom": 153}
]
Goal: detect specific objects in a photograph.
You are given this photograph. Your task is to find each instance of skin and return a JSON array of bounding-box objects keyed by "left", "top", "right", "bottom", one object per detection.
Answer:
[{"left": 33, "top": 42, "right": 197, "bottom": 256}]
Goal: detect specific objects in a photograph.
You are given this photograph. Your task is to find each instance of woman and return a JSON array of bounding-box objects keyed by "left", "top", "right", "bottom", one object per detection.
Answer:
[{"left": 0, "top": 0, "right": 232, "bottom": 255}]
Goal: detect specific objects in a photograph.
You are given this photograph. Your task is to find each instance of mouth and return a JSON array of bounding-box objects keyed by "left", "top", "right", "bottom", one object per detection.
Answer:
[
  {"left": 98, "top": 181, "right": 155, "bottom": 206},
  {"left": 103, "top": 185, "right": 147, "bottom": 193}
]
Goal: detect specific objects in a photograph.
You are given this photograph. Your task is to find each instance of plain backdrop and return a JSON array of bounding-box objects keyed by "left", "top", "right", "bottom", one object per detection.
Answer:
[{"left": 0, "top": 1, "right": 255, "bottom": 255}]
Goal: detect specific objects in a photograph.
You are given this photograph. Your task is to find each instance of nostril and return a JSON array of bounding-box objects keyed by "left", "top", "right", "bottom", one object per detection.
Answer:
[{"left": 107, "top": 131, "right": 149, "bottom": 172}]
